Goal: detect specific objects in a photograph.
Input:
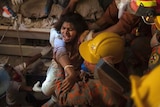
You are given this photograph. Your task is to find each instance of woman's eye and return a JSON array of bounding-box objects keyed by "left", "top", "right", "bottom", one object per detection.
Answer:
[{"left": 68, "top": 28, "right": 73, "bottom": 31}]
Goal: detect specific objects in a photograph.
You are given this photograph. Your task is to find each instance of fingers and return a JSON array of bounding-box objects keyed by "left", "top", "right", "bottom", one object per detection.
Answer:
[
  {"left": 61, "top": 80, "right": 69, "bottom": 91},
  {"left": 20, "top": 0, "right": 23, "bottom": 4},
  {"left": 11, "top": 0, "right": 16, "bottom": 5},
  {"left": 11, "top": 0, "right": 23, "bottom": 6},
  {"left": 61, "top": 80, "right": 71, "bottom": 92},
  {"left": 79, "top": 30, "right": 90, "bottom": 43}
]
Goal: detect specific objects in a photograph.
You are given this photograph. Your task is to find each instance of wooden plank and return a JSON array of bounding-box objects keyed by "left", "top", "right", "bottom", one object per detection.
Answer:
[
  {"left": 0, "top": 26, "right": 50, "bottom": 40},
  {"left": 0, "top": 44, "right": 44, "bottom": 56},
  {"left": 0, "top": 25, "right": 50, "bottom": 33}
]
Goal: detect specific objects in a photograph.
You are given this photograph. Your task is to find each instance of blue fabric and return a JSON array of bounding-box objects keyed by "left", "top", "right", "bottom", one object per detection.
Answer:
[
  {"left": 81, "top": 63, "right": 89, "bottom": 72},
  {"left": 0, "top": 68, "right": 10, "bottom": 98}
]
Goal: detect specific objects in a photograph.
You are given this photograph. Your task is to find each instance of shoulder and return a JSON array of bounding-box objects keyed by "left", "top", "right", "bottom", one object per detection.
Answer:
[{"left": 79, "top": 30, "right": 94, "bottom": 44}]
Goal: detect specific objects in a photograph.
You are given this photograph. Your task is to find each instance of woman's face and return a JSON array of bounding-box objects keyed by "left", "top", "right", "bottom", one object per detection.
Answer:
[{"left": 61, "top": 22, "right": 77, "bottom": 43}]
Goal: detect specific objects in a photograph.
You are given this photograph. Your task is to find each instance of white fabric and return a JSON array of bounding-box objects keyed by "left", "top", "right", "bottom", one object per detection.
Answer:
[
  {"left": 49, "top": 28, "right": 65, "bottom": 48},
  {"left": 14, "top": 62, "right": 26, "bottom": 72},
  {"left": 32, "top": 81, "right": 42, "bottom": 92},
  {"left": 117, "top": 0, "right": 129, "bottom": 19},
  {"left": 13, "top": 63, "right": 26, "bottom": 84},
  {"left": 42, "top": 28, "right": 65, "bottom": 96},
  {"left": 41, "top": 59, "right": 60, "bottom": 96}
]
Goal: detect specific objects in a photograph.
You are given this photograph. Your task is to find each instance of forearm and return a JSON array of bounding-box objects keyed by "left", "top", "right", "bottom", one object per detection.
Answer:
[
  {"left": 58, "top": 54, "right": 76, "bottom": 76},
  {"left": 19, "top": 85, "right": 33, "bottom": 92},
  {"left": 61, "top": 0, "right": 79, "bottom": 15},
  {"left": 103, "top": 12, "right": 141, "bottom": 35},
  {"left": 25, "top": 53, "right": 42, "bottom": 66}
]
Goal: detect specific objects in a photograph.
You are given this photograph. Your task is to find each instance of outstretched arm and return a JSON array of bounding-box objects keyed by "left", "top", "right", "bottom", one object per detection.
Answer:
[{"left": 25, "top": 46, "right": 52, "bottom": 67}]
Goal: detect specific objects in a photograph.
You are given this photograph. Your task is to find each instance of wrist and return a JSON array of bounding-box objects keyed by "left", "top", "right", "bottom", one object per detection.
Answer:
[
  {"left": 64, "top": 65, "right": 76, "bottom": 76},
  {"left": 64, "top": 65, "right": 74, "bottom": 71}
]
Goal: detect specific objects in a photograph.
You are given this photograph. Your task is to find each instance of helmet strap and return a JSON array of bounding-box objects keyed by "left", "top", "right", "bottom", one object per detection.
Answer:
[{"left": 136, "top": 4, "right": 156, "bottom": 17}]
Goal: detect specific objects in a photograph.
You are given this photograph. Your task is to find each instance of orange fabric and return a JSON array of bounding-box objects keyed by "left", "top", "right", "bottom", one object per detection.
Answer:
[{"left": 54, "top": 70, "right": 127, "bottom": 107}]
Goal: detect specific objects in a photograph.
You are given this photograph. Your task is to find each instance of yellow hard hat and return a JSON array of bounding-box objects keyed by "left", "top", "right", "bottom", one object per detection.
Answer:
[
  {"left": 128, "top": 0, "right": 159, "bottom": 14},
  {"left": 154, "top": 16, "right": 160, "bottom": 30},
  {"left": 127, "top": 0, "right": 160, "bottom": 30},
  {"left": 79, "top": 32, "right": 125, "bottom": 64},
  {"left": 130, "top": 65, "right": 160, "bottom": 107}
]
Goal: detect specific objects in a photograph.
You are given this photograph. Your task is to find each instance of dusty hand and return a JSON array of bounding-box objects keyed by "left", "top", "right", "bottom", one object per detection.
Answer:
[
  {"left": 11, "top": 0, "right": 23, "bottom": 5},
  {"left": 32, "top": 81, "right": 42, "bottom": 92},
  {"left": 70, "top": 0, "right": 80, "bottom": 3},
  {"left": 41, "top": 46, "right": 52, "bottom": 56},
  {"left": 61, "top": 75, "right": 77, "bottom": 93}
]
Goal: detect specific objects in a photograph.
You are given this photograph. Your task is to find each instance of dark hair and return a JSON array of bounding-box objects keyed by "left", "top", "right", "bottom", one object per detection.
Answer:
[
  {"left": 4, "top": 63, "right": 10, "bottom": 69},
  {"left": 55, "top": 12, "right": 88, "bottom": 36},
  {"left": 3, "top": 63, "right": 13, "bottom": 76}
]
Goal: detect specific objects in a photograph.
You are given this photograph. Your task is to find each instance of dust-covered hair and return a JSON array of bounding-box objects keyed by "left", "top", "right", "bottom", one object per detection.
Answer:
[{"left": 54, "top": 12, "right": 88, "bottom": 36}]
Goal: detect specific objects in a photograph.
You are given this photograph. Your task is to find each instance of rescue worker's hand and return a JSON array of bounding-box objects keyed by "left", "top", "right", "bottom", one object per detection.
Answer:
[
  {"left": 11, "top": 0, "right": 23, "bottom": 5},
  {"left": 41, "top": 46, "right": 52, "bottom": 56},
  {"left": 32, "top": 81, "right": 42, "bottom": 92},
  {"left": 69, "top": 0, "right": 80, "bottom": 4},
  {"left": 78, "top": 30, "right": 94, "bottom": 44}
]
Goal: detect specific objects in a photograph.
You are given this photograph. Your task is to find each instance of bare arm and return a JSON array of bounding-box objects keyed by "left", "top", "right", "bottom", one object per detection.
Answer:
[
  {"left": 90, "top": 0, "right": 140, "bottom": 37},
  {"left": 56, "top": 53, "right": 78, "bottom": 92},
  {"left": 61, "top": 0, "right": 79, "bottom": 15},
  {"left": 25, "top": 53, "right": 42, "bottom": 67},
  {"left": 19, "top": 85, "right": 33, "bottom": 92},
  {"left": 25, "top": 46, "right": 51, "bottom": 67},
  {"left": 94, "top": 12, "right": 140, "bottom": 37}
]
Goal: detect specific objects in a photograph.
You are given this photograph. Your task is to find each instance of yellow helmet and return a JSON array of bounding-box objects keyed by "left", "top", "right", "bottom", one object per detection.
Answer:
[
  {"left": 154, "top": 16, "right": 160, "bottom": 30},
  {"left": 79, "top": 32, "right": 125, "bottom": 64},
  {"left": 128, "top": 0, "right": 160, "bottom": 14},
  {"left": 130, "top": 65, "right": 160, "bottom": 107},
  {"left": 127, "top": 0, "right": 160, "bottom": 30}
]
